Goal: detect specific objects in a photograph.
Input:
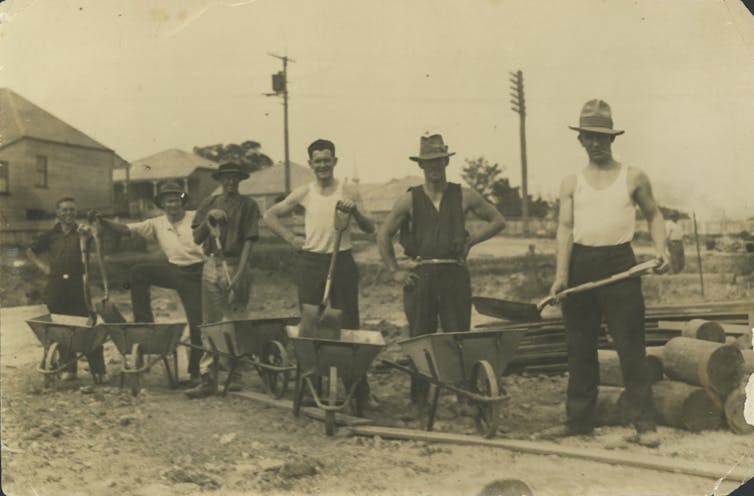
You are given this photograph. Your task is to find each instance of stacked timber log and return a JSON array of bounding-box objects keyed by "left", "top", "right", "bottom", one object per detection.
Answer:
[{"left": 488, "top": 301, "right": 752, "bottom": 375}]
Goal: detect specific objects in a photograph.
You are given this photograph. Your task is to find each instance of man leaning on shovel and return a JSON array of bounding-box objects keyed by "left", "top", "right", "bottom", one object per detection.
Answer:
[
  {"left": 91, "top": 182, "right": 205, "bottom": 386},
  {"left": 264, "top": 139, "right": 376, "bottom": 406},
  {"left": 26, "top": 197, "right": 107, "bottom": 382},
  {"left": 186, "top": 162, "right": 260, "bottom": 398},
  {"left": 535, "top": 100, "right": 668, "bottom": 447},
  {"left": 376, "top": 134, "right": 505, "bottom": 407}
]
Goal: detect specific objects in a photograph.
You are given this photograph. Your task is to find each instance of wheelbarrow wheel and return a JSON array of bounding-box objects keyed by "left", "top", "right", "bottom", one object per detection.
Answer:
[
  {"left": 43, "top": 343, "right": 61, "bottom": 389},
  {"left": 471, "top": 360, "right": 500, "bottom": 438},
  {"left": 325, "top": 366, "right": 338, "bottom": 436},
  {"left": 262, "top": 340, "right": 290, "bottom": 399},
  {"left": 130, "top": 343, "right": 144, "bottom": 397}
]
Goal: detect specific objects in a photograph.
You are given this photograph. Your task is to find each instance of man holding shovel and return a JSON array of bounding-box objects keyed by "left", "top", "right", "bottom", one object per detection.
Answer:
[
  {"left": 92, "top": 182, "right": 205, "bottom": 385},
  {"left": 264, "top": 139, "right": 375, "bottom": 404},
  {"left": 541, "top": 100, "right": 668, "bottom": 446},
  {"left": 377, "top": 134, "right": 505, "bottom": 405},
  {"left": 27, "top": 197, "right": 106, "bottom": 381},
  {"left": 187, "top": 162, "right": 260, "bottom": 398}
]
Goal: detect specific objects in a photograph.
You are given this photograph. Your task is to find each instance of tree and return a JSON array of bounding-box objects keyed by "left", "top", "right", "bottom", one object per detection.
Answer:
[
  {"left": 462, "top": 157, "right": 553, "bottom": 218},
  {"left": 193, "top": 140, "right": 274, "bottom": 174}
]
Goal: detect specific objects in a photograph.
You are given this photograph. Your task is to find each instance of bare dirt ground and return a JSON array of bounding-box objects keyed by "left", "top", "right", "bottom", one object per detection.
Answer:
[{"left": 2, "top": 240, "right": 753, "bottom": 496}]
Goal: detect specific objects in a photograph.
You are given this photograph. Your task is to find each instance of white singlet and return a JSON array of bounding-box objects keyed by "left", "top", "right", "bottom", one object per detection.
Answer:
[{"left": 301, "top": 179, "right": 353, "bottom": 254}]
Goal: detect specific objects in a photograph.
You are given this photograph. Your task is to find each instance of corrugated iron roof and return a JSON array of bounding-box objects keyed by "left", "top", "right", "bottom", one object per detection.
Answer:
[
  {"left": 0, "top": 88, "right": 111, "bottom": 151},
  {"left": 114, "top": 148, "right": 218, "bottom": 181}
]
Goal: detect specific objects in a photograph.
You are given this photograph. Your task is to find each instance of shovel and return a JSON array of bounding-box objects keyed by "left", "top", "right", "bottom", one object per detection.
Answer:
[
  {"left": 299, "top": 202, "right": 353, "bottom": 339},
  {"left": 88, "top": 213, "right": 127, "bottom": 323},
  {"left": 472, "top": 259, "right": 661, "bottom": 322},
  {"left": 79, "top": 233, "right": 98, "bottom": 327}
]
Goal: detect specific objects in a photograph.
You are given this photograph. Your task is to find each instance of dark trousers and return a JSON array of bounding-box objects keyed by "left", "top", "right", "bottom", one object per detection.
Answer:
[
  {"left": 296, "top": 250, "right": 359, "bottom": 329},
  {"left": 668, "top": 240, "right": 685, "bottom": 274},
  {"left": 296, "top": 250, "right": 367, "bottom": 402},
  {"left": 45, "top": 276, "right": 106, "bottom": 374},
  {"left": 403, "top": 264, "right": 471, "bottom": 403},
  {"left": 130, "top": 262, "right": 204, "bottom": 377},
  {"left": 562, "top": 243, "right": 656, "bottom": 433}
]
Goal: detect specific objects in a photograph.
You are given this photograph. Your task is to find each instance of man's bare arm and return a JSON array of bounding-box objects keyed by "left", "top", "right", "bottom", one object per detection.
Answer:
[
  {"left": 632, "top": 167, "right": 668, "bottom": 265},
  {"left": 262, "top": 186, "right": 308, "bottom": 249},
  {"left": 343, "top": 182, "right": 375, "bottom": 234},
  {"left": 26, "top": 248, "right": 50, "bottom": 275},
  {"left": 376, "top": 192, "right": 411, "bottom": 273},
  {"left": 551, "top": 175, "right": 576, "bottom": 295},
  {"left": 463, "top": 187, "right": 506, "bottom": 251}
]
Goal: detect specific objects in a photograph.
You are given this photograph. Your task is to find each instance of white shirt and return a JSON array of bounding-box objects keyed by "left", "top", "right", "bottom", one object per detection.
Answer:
[
  {"left": 128, "top": 211, "right": 205, "bottom": 266},
  {"left": 665, "top": 220, "right": 684, "bottom": 241},
  {"left": 299, "top": 179, "right": 353, "bottom": 254},
  {"left": 573, "top": 164, "right": 636, "bottom": 246}
]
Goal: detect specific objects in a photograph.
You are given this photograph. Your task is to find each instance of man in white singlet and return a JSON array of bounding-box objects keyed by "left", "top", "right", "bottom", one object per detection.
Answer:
[
  {"left": 264, "top": 139, "right": 376, "bottom": 408},
  {"left": 540, "top": 100, "right": 669, "bottom": 447}
]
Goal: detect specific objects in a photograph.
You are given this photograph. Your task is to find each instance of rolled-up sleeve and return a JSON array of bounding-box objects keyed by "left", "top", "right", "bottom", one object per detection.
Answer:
[
  {"left": 29, "top": 231, "right": 51, "bottom": 254},
  {"left": 127, "top": 218, "right": 155, "bottom": 240}
]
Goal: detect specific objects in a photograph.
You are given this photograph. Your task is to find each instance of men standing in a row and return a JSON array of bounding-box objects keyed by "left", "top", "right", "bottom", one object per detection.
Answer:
[
  {"left": 544, "top": 99, "right": 667, "bottom": 447},
  {"left": 94, "top": 182, "right": 205, "bottom": 384},
  {"left": 377, "top": 134, "right": 505, "bottom": 404},
  {"left": 186, "top": 163, "right": 261, "bottom": 397},
  {"left": 27, "top": 197, "right": 106, "bottom": 381},
  {"left": 264, "top": 139, "right": 376, "bottom": 406}
]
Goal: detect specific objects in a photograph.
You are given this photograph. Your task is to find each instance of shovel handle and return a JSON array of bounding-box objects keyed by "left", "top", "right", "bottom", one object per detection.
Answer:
[{"left": 537, "top": 259, "right": 660, "bottom": 311}]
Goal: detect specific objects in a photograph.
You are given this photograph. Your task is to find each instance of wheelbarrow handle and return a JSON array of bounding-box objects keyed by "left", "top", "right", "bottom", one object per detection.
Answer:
[{"left": 536, "top": 259, "right": 661, "bottom": 311}]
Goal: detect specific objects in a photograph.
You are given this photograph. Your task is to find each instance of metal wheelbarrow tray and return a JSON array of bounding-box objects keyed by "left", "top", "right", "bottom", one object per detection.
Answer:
[
  {"left": 26, "top": 314, "right": 109, "bottom": 387},
  {"left": 197, "top": 316, "right": 300, "bottom": 398},
  {"left": 381, "top": 328, "right": 529, "bottom": 438},
  {"left": 286, "top": 326, "right": 386, "bottom": 436},
  {"left": 101, "top": 322, "right": 186, "bottom": 396}
]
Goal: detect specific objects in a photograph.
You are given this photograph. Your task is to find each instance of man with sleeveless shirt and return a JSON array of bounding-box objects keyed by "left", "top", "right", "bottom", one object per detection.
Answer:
[
  {"left": 377, "top": 134, "right": 505, "bottom": 404},
  {"left": 542, "top": 100, "right": 669, "bottom": 447},
  {"left": 264, "top": 139, "right": 376, "bottom": 403}
]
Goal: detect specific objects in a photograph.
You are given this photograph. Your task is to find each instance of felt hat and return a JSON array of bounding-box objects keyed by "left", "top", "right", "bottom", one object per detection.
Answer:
[
  {"left": 154, "top": 181, "right": 188, "bottom": 207},
  {"left": 211, "top": 162, "right": 250, "bottom": 180},
  {"left": 568, "top": 99, "right": 624, "bottom": 135},
  {"left": 409, "top": 134, "right": 456, "bottom": 162}
]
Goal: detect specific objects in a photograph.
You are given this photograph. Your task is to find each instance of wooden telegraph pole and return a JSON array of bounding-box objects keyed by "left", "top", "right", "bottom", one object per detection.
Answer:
[
  {"left": 692, "top": 211, "right": 705, "bottom": 298},
  {"left": 266, "top": 53, "right": 295, "bottom": 195},
  {"left": 509, "top": 70, "right": 529, "bottom": 235}
]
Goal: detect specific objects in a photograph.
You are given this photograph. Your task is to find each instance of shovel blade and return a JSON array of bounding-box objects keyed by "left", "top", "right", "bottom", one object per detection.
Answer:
[
  {"left": 471, "top": 296, "right": 541, "bottom": 322},
  {"left": 299, "top": 303, "right": 342, "bottom": 340},
  {"left": 95, "top": 300, "right": 127, "bottom": 324}
]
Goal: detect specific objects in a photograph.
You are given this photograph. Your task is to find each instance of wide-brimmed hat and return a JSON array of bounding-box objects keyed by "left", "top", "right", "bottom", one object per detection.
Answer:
[
  {"left": 568, "top": 99, "right": 624, "bottom": 136},
  {"left": 154, "top": 181, "right": 188, "bottom": 207},
  {"left": 409, "top": 134, "right": 456, "bottom": 162},
  {"left": 211, "top": 162, "right": 250, "bottom": 180}
]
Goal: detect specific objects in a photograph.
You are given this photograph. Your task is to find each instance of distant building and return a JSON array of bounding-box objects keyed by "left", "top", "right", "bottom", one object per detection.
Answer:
[
  {"left": 112, "top": 148, "right": 218, "bottom": 217},
  {"left": 210, "top": 161, "right": 314, "bottom": 211},
  {"left": 0, "top": 88, "right": 127, "bottom": 226}
]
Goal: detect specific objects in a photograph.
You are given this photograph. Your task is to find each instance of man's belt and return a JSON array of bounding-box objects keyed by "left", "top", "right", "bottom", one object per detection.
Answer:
[
  {"left": 52, "top": 273, "right": 81, "bottom": 280},
  {"left": 411, "top": 257, "right": 465, "bottom": 267}
]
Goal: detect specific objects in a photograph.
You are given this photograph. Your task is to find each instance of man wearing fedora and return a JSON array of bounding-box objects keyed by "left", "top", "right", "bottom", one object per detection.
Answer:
[
  {"left": 377, "top": 134, "right": 505, "bottom": 404},
  {"left": 94, "top": 182, "right": 206, "bottom": 383},
  {"left": 188, "top": 162, "right": 260, "bottom": 397},
  {"left": 540, "top": 100, "right": 668, "bottom": 446}
]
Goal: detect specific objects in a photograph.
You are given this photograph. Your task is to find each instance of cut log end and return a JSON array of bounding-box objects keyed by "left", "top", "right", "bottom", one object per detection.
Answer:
[
  {"left": 706, "top": 345, "right": 745, "bottom": 397},
  {"left": 724, "top": 385, "right": 754, "bottom": 435},
  {"left": 653, "top": 380, "right": 723, "bottom": 432}
]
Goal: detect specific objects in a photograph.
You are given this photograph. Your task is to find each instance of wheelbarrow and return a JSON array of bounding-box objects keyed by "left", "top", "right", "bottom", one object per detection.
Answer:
[
  {"left": 101, "top": 322, "right": 186, "bottom": 396},
  {"left": 26, "top": 314, "right": 109, "bottom": 387},
  {"left": 380, "top": 328, "right": 529, "bottom": 438},
  {"left": 286, "top": 326, "right": 386, "bottom": 436},
  {"left": 196, "top": 316, "right": 300, "bottom": 398}
]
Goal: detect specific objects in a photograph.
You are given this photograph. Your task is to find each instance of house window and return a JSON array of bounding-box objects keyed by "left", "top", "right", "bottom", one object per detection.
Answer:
[
  {"left": 35, "top": 156, "right": 48, "bottom": 187},
  {"left": 0, "top": 161, "right": 8, "bottom": 194}
]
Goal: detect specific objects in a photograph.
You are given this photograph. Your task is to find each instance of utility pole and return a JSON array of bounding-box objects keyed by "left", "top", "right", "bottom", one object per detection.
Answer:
[
  {"left": 266, "top": 53, "right": 295, "bottom": 195},
  {"left": 509, "top": 69, "right": 529, "bottom": 235}
]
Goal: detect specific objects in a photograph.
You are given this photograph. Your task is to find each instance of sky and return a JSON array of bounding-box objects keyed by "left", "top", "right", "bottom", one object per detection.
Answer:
[{"left": 0, "top": 0, "right": 752, "bottom": 220}]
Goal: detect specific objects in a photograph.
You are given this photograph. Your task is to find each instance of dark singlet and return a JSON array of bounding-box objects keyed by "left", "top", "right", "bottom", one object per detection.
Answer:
[{"left": 399, "top": 182, "right": 467, "bottom": 259}]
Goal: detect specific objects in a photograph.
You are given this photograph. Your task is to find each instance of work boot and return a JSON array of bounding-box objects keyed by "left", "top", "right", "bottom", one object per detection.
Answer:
[
  {"left": 178, "top": 374, "right": 201, "bottom": 389},
  {"left": 185, "top": 374, "right": 216, "bottom": 399},
  {"left": 227, "top": 372, "right": 244, "bottom": 392}
]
